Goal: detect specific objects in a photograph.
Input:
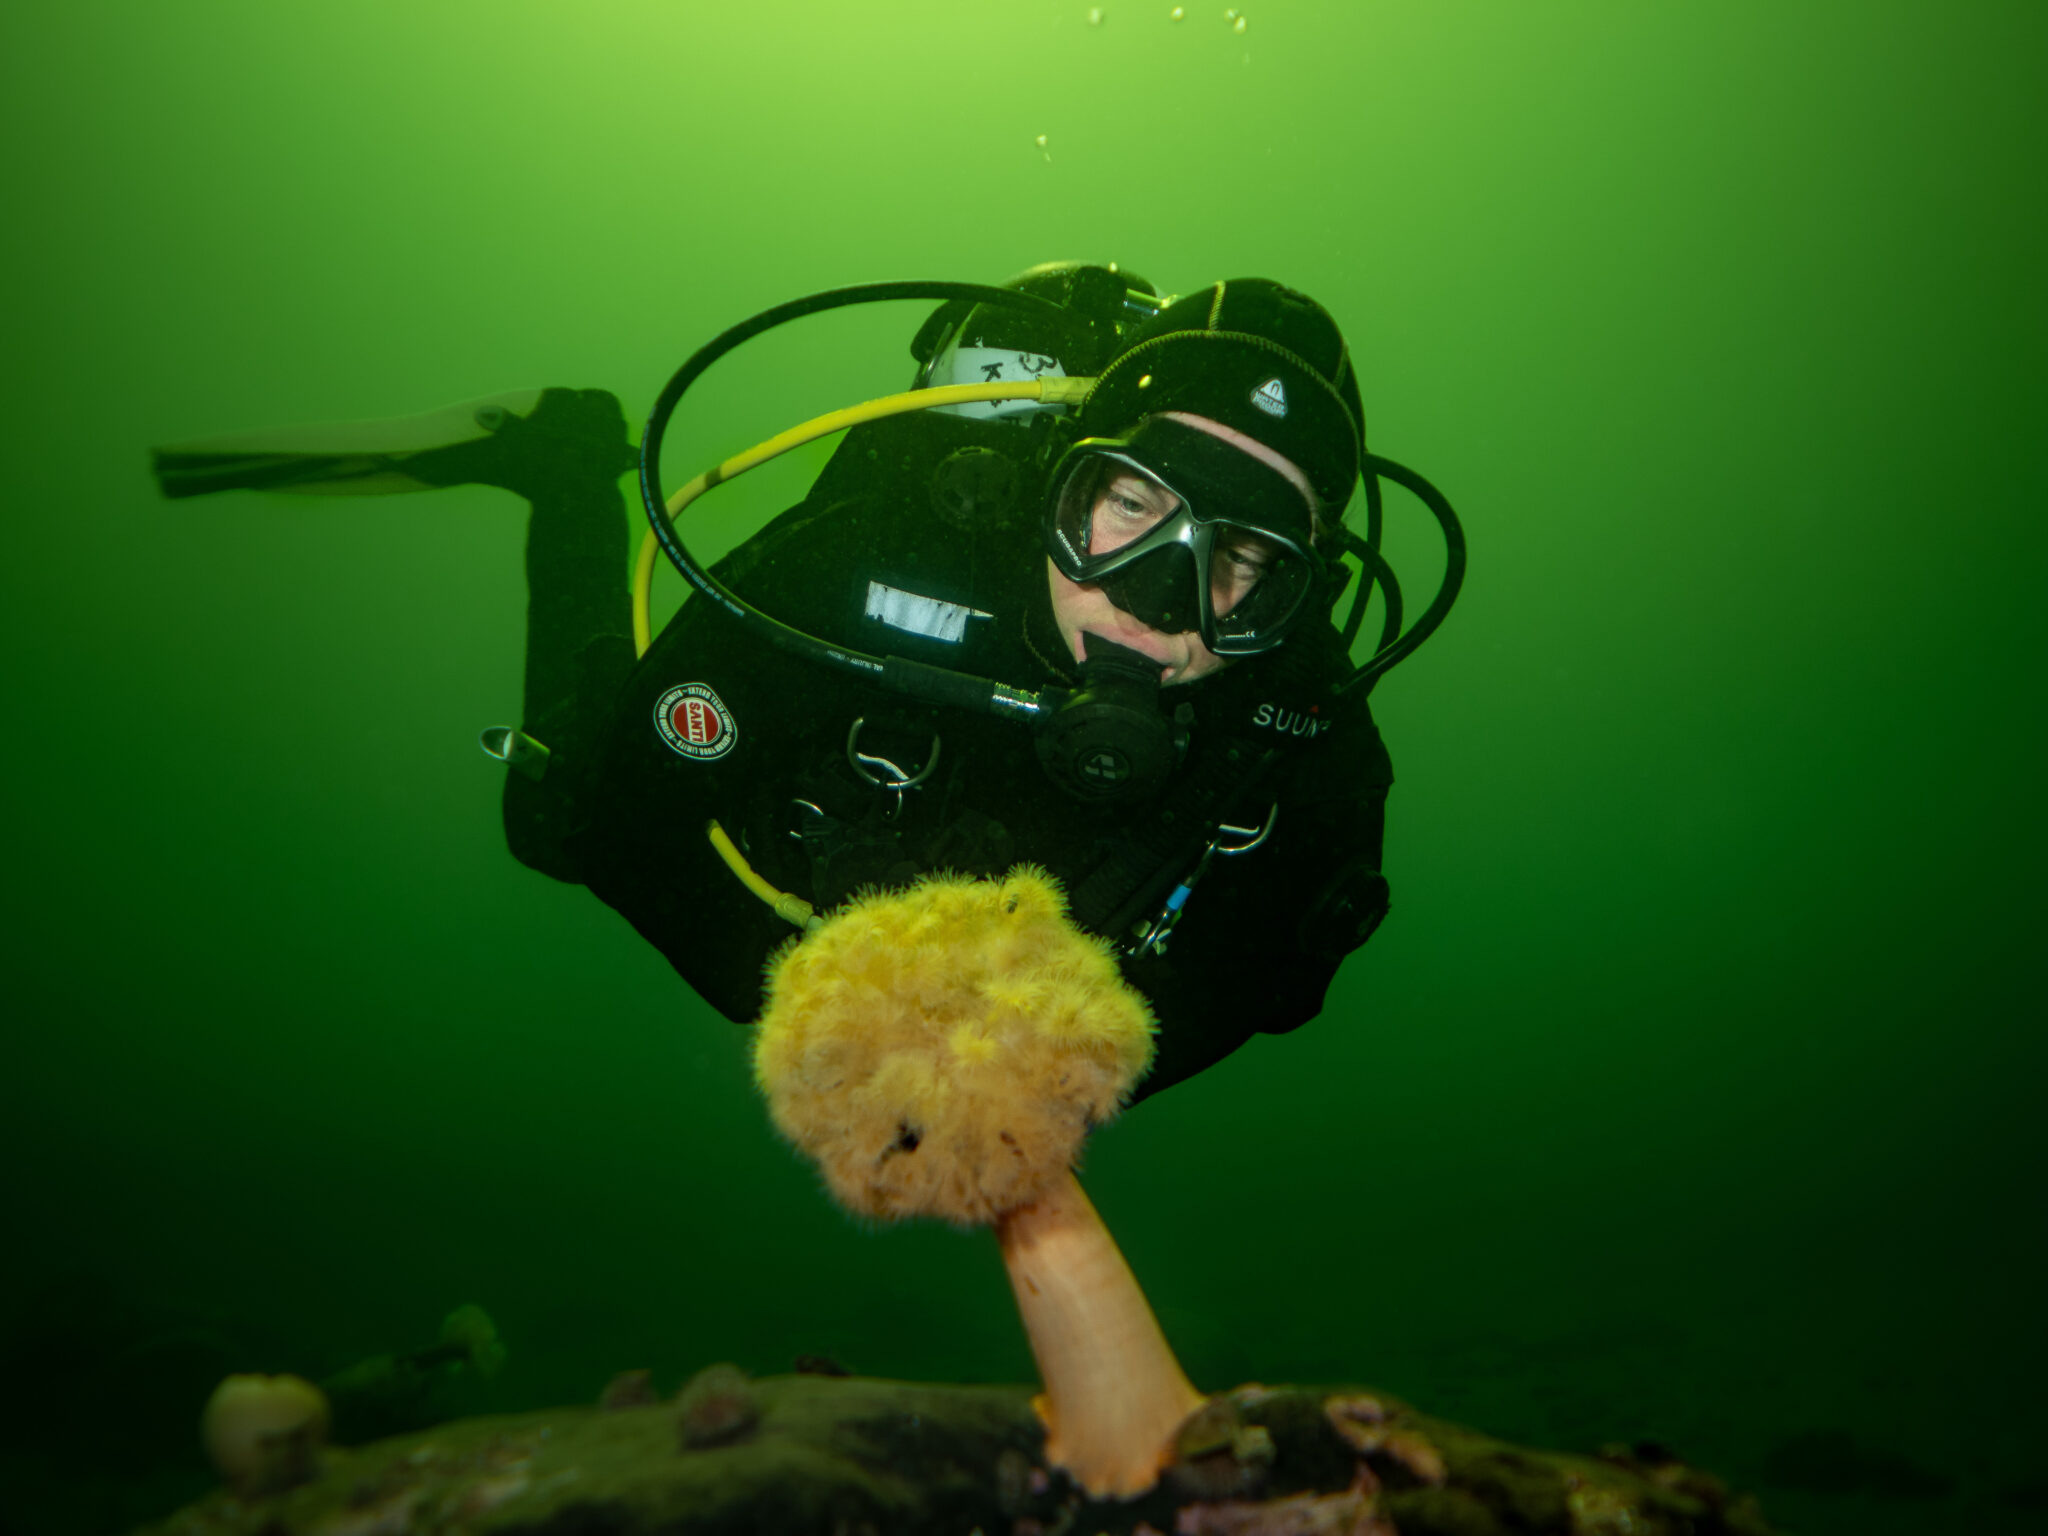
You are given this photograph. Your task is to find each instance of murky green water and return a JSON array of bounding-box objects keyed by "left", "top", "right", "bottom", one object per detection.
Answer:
[{"left": 3, "top": 4, "right": 2042, "bottom": 1532}]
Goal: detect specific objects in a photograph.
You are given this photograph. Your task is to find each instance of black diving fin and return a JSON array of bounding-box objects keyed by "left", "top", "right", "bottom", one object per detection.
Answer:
[{"left": 151, "top": 386, "right": 636, "bottom": 500}]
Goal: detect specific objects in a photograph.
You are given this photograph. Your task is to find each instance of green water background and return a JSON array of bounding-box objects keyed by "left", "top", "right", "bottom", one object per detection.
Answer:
[{"left": 2, "top": 4, "right": 2042, "bottom": 1532}]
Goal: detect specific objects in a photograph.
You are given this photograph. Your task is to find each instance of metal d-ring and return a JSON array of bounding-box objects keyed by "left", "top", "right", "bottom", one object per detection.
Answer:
[
  {"left": 846, "top": 717, "right": 942, "bottom": 818},
  {"left": 1125, "top": 800, "right": 1281, "bottom": 958},
  {"left": 1212, "top": 800, "right": 1280, "bottom": 857}
]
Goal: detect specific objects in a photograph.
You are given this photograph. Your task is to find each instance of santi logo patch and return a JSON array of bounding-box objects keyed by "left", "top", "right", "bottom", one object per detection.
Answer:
[
  {"left": 1250, "top": 376, "right": 1289, "bottom": 417},
  {"left": 654, "top": 682, "right": 737, "bottom": 760}
]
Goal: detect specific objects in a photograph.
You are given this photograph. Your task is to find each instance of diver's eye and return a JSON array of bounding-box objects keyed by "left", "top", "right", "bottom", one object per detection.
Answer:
[
  {"left": 1210, "top": 538, "right": 1274, "bottom": 618},
  {"left": 1220, "top": 544, "right": 1268, "bottom": 581},
  {"left": 1085, "top": 473, "right": 1179, "bottom": 555}
]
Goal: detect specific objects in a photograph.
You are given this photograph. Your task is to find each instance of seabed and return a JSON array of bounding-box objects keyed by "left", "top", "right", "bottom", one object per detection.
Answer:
[{"left": 137, "top": 1369, "right": 1781, "bottom": 1536}]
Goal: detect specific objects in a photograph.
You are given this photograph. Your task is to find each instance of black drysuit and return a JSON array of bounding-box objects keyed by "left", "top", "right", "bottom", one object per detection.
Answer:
[{"left": 497, "top": 389, "right": 1395, "bottom": 1102}]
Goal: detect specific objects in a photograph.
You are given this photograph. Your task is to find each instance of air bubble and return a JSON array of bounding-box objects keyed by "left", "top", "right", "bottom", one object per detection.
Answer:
[
  {"left": 1035, "top": 133, "right": 1052, "bottom": 163},
  {"left": 1169, "top": 6, "right": 1185, "bottom": 20},
  {"left": 1088, "top": 6, "right": 1104, "bottom": 23},
  {"left": 1233, "top": 13, "right": 1247, "bottom": 31}
]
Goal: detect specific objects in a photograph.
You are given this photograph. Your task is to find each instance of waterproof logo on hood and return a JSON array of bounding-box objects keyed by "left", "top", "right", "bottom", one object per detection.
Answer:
[
  {"left": 1250, "top": 376, "right": 1289, "bottom": 417},
  {"left": 654, "top": 682, "right": 737, "bottom": 761}
]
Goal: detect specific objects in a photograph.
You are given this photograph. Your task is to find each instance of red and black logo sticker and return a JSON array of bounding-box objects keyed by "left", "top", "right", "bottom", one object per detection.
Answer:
[{"left": 653, "top": 682, "right": 737, "bottom": 761}]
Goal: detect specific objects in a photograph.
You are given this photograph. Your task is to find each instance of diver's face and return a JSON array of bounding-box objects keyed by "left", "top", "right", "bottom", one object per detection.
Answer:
[
  {"left": 1048, "top": 557, "right": 1230, "bottom": 686},
  {"left": 1047, "top": 450, "right": 1292, "bottom": 686}
]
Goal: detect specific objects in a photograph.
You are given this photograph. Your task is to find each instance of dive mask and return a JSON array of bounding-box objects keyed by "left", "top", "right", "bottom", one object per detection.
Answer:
[{"left": 1044, "top": 415, "right": 1324, "bottom": 656}]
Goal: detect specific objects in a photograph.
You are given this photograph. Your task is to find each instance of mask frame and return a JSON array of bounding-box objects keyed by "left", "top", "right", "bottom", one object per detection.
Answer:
[{"left": 1044, "top": 424, "right": 1325, "bottom": 656}]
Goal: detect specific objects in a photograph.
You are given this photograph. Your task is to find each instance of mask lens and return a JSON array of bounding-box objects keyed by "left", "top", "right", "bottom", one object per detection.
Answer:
[
  {"left": 1209, "top": 529, "right": 1281, "bottom": 618},
  {"left": 1050, "top": 457, "right": 1181, "bottom": 571},
  {"left": 1207, "top": 525, "right": 1314, "bottom": 649}
]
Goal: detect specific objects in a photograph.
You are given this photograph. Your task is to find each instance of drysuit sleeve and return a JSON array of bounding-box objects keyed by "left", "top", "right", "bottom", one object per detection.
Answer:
[
  {"left": 564, "top": 594, "right": 828, "bottom": 1022},
  {"left": 483, "top": 393, "right": 846, "bottom": 890},
  {"left": 408, "top": 387, "right": 639, "bottom": 885},
  {"left": 559, "top": 495, "right": 901, "bottom": 1022},
  {"left": 1120, "top": 707, "right": 1394, "bottom": 1102}
]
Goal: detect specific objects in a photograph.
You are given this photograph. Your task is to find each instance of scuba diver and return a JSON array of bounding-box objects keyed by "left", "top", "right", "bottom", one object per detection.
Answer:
[{"left": 155, "top": 264, "right": 1463, "bottom": 1101}]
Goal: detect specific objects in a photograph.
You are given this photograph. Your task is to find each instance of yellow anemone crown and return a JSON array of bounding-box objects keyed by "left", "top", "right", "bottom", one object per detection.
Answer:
[{"left": 753, "top": 867, "right": 1156, "bottom": 1226}]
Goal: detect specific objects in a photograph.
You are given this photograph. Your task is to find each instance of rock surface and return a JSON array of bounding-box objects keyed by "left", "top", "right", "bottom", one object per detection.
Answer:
[{"left": 134, "top": 1372, "right": 1782, "bottom": 1536}]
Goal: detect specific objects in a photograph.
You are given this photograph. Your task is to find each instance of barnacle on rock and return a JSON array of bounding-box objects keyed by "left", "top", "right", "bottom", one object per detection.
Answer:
[{"left": 675, "top": 1363, "right": 759, "bottom": 1449}]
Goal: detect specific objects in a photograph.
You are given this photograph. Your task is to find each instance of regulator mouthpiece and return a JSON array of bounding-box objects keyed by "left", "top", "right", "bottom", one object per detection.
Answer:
[{"left": 1033, "top": 635, "right": 1186, "bottom": 802}]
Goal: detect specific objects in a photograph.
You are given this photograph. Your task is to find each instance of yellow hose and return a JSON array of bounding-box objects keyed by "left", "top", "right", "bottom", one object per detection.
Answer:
[
  {"left": 633, "top": 375, "right": 1094, "bottom": 656},
  {"left": 707, "top": 819, "right": 819, "bottom": 931}
]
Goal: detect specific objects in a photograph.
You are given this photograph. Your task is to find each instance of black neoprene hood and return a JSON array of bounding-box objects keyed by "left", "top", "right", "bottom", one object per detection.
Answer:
[{"left": 1078, "top": 278, "right": 1364, "bottom": 516}]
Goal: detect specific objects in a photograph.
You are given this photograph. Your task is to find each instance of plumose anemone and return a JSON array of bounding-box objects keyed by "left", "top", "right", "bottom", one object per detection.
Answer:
[{"left": 754, "top": 866, "right": 1205, "bottom": 1499}]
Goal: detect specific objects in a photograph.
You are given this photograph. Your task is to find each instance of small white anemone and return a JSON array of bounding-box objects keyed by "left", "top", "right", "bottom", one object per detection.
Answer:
[{"left": 201, "top": 1373, "right": 330, "bottom": 1496}]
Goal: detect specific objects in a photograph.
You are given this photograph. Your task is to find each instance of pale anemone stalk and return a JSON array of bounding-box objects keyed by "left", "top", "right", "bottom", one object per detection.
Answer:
[{"left": 753, "top": 867, "right": 1204, "bottom": 1499}]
